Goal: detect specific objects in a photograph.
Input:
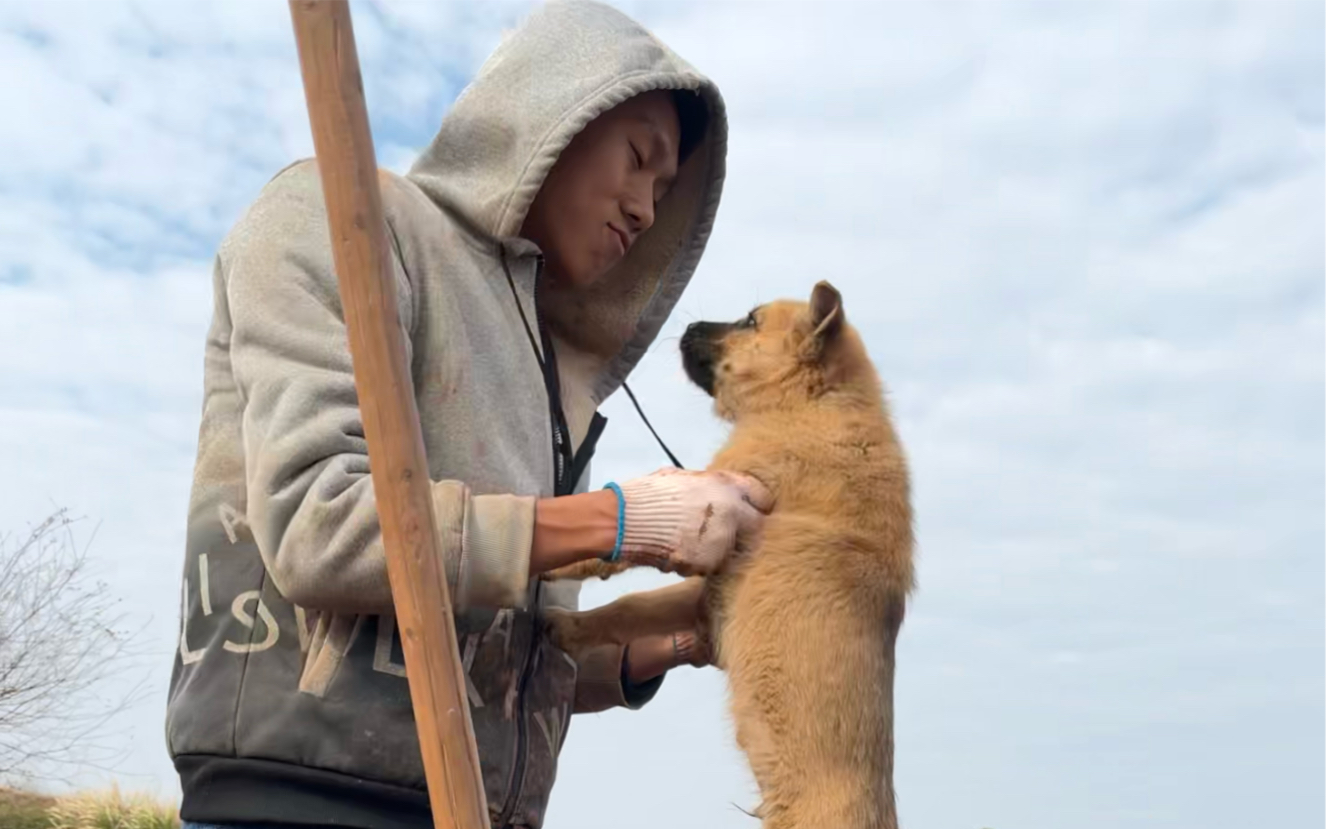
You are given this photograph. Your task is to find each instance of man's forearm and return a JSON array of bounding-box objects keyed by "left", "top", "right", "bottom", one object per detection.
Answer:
[{"left": 529, "top": 490, "right": 619, "bottom": 575}]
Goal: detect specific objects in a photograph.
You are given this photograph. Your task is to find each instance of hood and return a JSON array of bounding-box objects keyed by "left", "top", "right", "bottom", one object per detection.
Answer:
[{"left": 407, "top": 0, "right": 727, "bottom": 404}]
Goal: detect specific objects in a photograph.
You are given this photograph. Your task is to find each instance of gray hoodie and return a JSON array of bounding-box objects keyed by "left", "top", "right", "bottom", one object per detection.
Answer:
[{"left": 164, "top": 2, "right": 726, "bottom": 827}]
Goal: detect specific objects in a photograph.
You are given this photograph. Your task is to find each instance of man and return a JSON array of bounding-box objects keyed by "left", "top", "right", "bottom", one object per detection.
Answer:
[{"left": 167, "top": 2, "right": 765, "bottom": 828}]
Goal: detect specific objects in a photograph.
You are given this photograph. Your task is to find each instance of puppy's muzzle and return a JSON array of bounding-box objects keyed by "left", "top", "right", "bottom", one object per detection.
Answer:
[{"left": 681, "top": 322, "right": 730, "bottom": 397}]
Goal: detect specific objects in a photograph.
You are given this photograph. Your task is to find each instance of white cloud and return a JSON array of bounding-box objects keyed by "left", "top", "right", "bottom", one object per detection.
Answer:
[{"left": 0, "top": 1, "right": 1320, "bottom": 827}]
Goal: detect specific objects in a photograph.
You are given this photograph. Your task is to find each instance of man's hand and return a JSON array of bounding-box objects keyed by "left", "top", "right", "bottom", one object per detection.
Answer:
[
  {"left": 617, "top": 468, "right": 773, "bottom": 575},
  {"left": 669, "top": 630, "right": 710, "bottom": 668},
  {"left": 624, "top": 630, "right": 711, "bottom": 685}
]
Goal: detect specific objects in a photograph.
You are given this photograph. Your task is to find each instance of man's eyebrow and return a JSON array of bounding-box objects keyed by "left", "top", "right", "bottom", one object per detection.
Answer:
[
  {"left": 649, "top": 128, "right": 678, "bottom": 187},
  {"left": 631, "top": 114, "right": 676, "bottom": 164}
]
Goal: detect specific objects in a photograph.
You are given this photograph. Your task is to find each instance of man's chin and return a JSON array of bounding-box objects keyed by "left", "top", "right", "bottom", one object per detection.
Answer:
[{"left": 546, "top": 259, "right": 611, "bottom": 292}]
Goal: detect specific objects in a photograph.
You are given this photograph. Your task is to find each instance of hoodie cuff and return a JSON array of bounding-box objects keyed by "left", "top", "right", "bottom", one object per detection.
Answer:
[
  {"left": 431, "top": 482, "right": 535, "bottom": 613},
  {"left": 620, "top": 643, "right": 666, "bottom": 709},
  {"left": 573, "top": 643, "right": 628, "bottom": 713},
  {"left": 571, "top": 642, "right": 665, "bottom": 713}
]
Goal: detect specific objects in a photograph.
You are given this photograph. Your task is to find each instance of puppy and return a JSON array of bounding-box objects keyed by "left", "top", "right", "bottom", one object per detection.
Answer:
[{"left": 548, "top": 282, "right": 914, "bottom": 829}]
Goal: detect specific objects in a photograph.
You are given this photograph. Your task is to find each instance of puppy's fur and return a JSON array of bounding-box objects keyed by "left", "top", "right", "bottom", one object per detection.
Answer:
[{"left": 547, "top": 282, "right": 914, "bottom": 829}]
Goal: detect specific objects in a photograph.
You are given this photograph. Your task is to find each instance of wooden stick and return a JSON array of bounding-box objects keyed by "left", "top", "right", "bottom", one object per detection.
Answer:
[{"left": 287, "top": 4, "right": 489, "bottom": 828}]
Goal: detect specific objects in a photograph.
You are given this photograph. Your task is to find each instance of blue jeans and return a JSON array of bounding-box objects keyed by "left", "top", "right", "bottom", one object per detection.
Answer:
[
  {"left": 183, "top": 824, "right": 343, "bottom": 829},
  {"left": 181, "top": 822, "right": 416, "bottom": 827}
]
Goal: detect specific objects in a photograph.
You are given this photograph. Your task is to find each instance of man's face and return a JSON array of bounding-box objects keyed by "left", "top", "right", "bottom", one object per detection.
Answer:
[{"left": 522, "top": 90, "right": 682, "bottom": 289}]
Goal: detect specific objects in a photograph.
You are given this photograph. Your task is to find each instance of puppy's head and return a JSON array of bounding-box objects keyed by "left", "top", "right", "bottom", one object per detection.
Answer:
[{"left": 680, "top": 281, "right": 876, "bottom": 420}]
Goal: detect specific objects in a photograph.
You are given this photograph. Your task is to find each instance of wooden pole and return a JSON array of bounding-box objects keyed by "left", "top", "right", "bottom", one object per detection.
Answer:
[{"left": 287, "top": 4, "right": 489, "bottom": 828}]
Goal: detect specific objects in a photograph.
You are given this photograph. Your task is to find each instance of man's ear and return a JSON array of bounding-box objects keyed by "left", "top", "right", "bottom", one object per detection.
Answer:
[{"left": 809, "top": 281, "right": 843, "bottom": 342}]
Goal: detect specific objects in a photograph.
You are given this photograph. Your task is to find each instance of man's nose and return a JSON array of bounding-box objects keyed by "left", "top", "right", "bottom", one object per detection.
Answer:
[{"left": 625, "top": 194, "right": 655, "bottom": 234}]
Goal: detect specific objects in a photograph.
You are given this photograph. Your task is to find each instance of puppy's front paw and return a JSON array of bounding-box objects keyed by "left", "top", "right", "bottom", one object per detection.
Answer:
[{"left": 541, "top": 559, "right": 632, "bottom": 582}]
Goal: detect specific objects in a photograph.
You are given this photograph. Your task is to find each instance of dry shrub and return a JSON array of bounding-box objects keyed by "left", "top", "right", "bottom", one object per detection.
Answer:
[{"left": 46, "top": 784, "right": 178, "bottom": 829}]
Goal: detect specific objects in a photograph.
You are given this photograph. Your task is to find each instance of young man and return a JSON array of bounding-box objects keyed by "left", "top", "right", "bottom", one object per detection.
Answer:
[{"left": 166, "top": 2, "right": 765, "bottom": 828}]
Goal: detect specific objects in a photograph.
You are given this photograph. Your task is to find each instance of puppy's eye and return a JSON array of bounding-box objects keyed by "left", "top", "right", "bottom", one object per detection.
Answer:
[{"left": 741, "top": 312, "right": 758, "bottom": 329}]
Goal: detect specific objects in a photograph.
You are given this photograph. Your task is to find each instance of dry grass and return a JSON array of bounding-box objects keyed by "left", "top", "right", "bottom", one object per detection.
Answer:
[
  {"left": 0, "top": 787, "right": 57, "bottom": 829},
  {"left": 0, "top": 785, "right": 178, "bottom": 829}
]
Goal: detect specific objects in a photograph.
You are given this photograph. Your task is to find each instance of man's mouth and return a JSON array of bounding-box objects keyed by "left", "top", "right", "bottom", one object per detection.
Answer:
[{"left": 608, "top": 223, "right": 630, "bottom": 256}]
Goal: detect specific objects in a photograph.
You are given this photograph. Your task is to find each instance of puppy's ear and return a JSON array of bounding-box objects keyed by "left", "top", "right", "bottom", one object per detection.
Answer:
[{"left": 809, "top": 281, "right": 843, "bottom": 342}]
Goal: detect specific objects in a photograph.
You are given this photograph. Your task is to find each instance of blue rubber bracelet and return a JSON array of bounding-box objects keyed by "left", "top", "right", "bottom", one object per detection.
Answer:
[{"left": 602, "top": 482, "right": 625, "bottom": 562}]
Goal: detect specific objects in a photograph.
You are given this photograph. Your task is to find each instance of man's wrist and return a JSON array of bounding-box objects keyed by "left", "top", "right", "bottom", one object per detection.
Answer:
[{"left": 623, "top": 633, "right": 676, "bottom": 683}]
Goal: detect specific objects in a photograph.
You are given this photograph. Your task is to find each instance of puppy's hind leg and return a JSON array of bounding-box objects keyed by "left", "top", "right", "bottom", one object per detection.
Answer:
[{"left": 544, "top": 577, "right": 706, "bottom": 656}]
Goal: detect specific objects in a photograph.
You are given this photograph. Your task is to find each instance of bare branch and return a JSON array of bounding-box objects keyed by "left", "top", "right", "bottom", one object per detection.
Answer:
[{"left": 0, "top": 509, "right": 150, "bottom": 784}]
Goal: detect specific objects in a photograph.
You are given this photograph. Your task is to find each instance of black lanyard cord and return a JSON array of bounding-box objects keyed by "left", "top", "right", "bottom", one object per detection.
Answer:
[{"left": 621, "top": 381, "right": 684, "bottom": 470}]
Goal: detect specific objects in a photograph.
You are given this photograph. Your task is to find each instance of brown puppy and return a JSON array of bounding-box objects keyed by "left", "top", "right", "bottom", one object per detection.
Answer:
[{"left": 547, "top": 281, "right": 914, "bottom": 829}]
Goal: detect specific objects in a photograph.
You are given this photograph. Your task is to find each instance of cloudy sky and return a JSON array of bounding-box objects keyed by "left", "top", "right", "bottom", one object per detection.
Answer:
[{"left": 0, "top": 1, "right": 1321, "bottom": 827}]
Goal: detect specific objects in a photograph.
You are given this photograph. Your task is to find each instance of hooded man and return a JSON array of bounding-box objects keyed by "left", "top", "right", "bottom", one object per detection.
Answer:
[{"left": 166, "top": 3, "right": 767, "bottom": 828}]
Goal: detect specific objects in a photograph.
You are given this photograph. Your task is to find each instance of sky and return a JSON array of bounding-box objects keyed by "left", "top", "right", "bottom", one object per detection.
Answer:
[{"left": 0, "top": 1, "right": 1322, "bottom": 827}]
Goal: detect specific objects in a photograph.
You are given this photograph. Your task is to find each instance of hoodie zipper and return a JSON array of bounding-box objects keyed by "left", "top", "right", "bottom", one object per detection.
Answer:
[
  {"left": 497, "top": 581, "right": 542, "bottom": 828},
  {"left": 496, "top": 254, "right": 563, "bottom": 828}
]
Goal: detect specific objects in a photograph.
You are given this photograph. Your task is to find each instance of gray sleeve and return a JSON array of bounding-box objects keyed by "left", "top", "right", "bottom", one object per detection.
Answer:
[{"left": 224, "top": 162, "right": 534, "bottom": 614}]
